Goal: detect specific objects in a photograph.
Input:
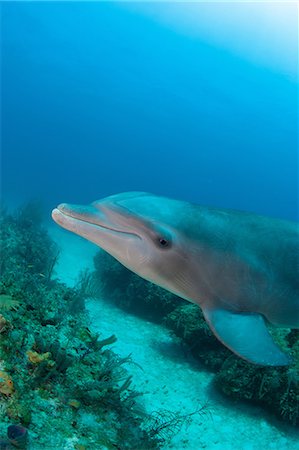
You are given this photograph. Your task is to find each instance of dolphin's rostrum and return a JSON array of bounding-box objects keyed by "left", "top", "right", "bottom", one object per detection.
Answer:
[{"left": 52, "top": 192, "right": 299, "bottom": 366}]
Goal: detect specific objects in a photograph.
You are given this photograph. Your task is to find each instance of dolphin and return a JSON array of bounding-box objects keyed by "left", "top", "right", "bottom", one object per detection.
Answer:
[{"left": 52, "top": 192, "right": 299, "bottom": 366}]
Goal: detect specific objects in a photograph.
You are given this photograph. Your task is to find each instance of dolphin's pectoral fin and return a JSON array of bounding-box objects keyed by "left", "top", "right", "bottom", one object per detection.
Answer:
[{"left": 203, "top": 307, "right": 292, "bottom": 366}]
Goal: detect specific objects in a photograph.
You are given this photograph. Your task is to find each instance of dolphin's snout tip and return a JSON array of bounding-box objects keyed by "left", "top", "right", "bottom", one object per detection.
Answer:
[
  {"left": 51, "top": 208, "right": 63, "bottom": 224},
  {"left": 52, "top": 204, "right": 70, "bottom": 222}
]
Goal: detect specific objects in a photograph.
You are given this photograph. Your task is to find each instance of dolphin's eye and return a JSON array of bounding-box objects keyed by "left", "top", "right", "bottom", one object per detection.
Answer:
[
  {"left": 153, "top": 226, "right": 172, "bottom": 249},
  {"left": 158, "top": 237, "right": 170, "bottom": 248}
]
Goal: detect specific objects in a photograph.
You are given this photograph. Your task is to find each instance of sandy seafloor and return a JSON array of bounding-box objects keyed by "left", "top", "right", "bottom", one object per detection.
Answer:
[{"left": 49, "top": 226, "right": 299, "bottom": 450}]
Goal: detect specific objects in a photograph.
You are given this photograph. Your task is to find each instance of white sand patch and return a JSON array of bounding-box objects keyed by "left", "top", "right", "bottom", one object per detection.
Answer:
[
  {"left": 50, "top": 228, "right": 299, "bottom": 450},
  {"left": 48, "top": 226, "right": 97, "bottom": 285}
]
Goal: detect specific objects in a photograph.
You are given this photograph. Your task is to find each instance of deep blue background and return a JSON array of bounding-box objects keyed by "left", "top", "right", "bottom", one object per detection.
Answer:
[{"left": 2, "top": 2, "right": 298, "bottom": 220}]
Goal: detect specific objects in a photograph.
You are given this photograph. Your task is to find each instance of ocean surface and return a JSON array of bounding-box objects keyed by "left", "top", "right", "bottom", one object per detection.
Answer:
[{"left": 1, "top": 2, "right": 298, "bottom": 449}]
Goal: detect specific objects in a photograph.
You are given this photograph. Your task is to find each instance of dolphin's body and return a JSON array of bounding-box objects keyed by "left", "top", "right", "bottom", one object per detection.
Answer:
[{"left": 52, "top": 192, "right": 299, "bottom": 366}]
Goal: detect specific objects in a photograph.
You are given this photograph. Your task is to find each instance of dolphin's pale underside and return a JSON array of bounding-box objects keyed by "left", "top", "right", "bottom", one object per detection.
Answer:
[{"left": 52, "top": 192, "right": 299, "bottom": 366}]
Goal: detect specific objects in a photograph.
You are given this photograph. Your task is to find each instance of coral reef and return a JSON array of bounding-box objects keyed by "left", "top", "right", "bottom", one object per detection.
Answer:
[
  {"left": 0, "top": 203, "right": 161, "bottom": 449},
  {"left": 92, "top": 250, "right": 299, "bottom": 427},
  {"left": 214, "top": 350, "right": 299, "bottom": 426}
]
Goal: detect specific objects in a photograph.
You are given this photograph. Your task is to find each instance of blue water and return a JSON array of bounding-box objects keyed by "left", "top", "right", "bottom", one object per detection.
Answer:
[
  {"left": 1, "top": 4, "right": 299, "bottom": 449},
  {"left": 2, "top": 2, "right": 298, "bottom": 221}
]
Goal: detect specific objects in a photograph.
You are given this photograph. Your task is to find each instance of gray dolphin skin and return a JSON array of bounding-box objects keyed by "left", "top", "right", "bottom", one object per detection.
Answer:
[{"left": 52, "top": 192, "right": 299, "bottom": 366}]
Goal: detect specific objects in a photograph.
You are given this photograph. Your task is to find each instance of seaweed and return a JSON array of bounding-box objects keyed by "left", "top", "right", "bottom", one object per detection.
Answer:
[{"left": 0, "top": 296, "right": 20, "bottom": 312}]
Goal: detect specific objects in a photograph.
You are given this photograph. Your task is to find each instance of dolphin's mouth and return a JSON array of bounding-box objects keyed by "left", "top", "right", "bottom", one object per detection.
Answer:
[{"left": 52, "top": 203, "right": 142, "bottom": 243}]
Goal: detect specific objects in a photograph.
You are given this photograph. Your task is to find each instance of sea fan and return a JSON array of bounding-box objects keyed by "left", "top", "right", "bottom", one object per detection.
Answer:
[
  {"left": 0, "top": 294, "right": 20, "bottom": 311},
  {"left": 144, "top": 403, "right": 210, "bottom": 444}
]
